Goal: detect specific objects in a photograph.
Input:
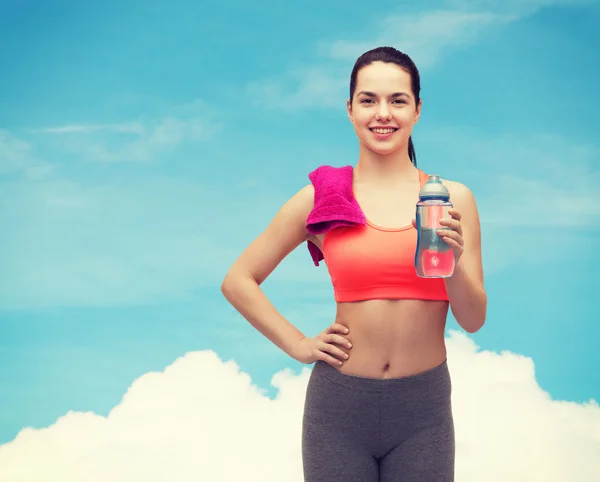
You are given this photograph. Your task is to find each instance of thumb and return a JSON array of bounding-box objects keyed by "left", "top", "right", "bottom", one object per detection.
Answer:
[{"left": 411, "top": 218, "right": 417, "bottom": 229}]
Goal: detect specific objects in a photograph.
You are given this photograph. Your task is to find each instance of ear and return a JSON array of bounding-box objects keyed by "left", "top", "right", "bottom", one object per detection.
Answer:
[
  {"left": 414, "top": 98, "right": 422, "bottom": 124},
  {"left": 346, "top": 98, "right": 353, "bottom": 123}
]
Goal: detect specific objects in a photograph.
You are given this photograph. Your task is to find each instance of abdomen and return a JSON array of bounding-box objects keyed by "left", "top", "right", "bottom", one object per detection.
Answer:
[{"left": 333, "top": 299, "right": 449, "bottom": 378}]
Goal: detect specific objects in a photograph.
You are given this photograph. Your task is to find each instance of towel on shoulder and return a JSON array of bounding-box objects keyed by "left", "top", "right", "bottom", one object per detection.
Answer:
[{"left": 305, "top": 165, "right": 365, "bottom": 266}]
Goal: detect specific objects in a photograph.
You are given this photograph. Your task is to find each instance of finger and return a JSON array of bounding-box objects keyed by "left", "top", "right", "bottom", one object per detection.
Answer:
[
  {"left": 448, "top": 209, "right": 462, "bottom": 221},
  {"left": 318, "top": 350, "right": 345, "bottom": 367},
  {"left": 318, "top": 340, "right": 349, "bottom": 361},
  {"left": 438, "top": 229, "right": 464, "bottom": 245},
  {"left": 328, "top": 323, "right": 349, "bottom": 334},
  {"left": 437, "top": 228, "right": 462, "bottom": 244},
  {"left": 325, "top": 333, "right": 353, "bottom": 349},
  {"left": 440, "top": 235, "right": 464, "bottom": 250},
  {"left": 439, "top": 218, "right": 462, "bottom": 235}
]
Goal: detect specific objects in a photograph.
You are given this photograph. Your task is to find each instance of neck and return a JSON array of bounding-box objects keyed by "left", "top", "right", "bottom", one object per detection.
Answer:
[{"left": 354, "top": 142, "right": 417, "bottom": 184}]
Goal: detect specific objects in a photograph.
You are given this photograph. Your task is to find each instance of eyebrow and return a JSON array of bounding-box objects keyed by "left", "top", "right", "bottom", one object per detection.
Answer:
[{"left": 357, "top": 91, "right": 410, "bottom": 98}]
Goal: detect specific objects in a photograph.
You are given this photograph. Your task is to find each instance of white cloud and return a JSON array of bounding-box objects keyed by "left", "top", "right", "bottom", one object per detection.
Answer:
[
  {"left": 326, "top": 10, "right": 506, "bottom": 69},
  {"left": 0, "top": 165, "right": 329, "bottom": 310},
  {"left": 37, "top": 110, "right": 221, "bottom": 163},
  {"left": 247, "top": 9, "right": 510, "bottom": 111},
  {"left": 0, "top": 130, "right": 53, "bottom": 178},
  {"left": 446, "top": 0, "right": 597, "bottom": 17},
  {"left": 247, "top": 64, "right": 349, "bottom": 111},
  {"left": 247, "top": 10, "right": 504, "bottom": 110},
  {"left": 426, "top": 130, "right": 600, "bottom": 228},
  {"left": 0, "top": 130, "right": 32, "bottom": 172},
  {"left": 0, "top": 176, "right": 256, "bottom": 309},
  {"left": 0, "top": 127, "right": 343, "bottom": 309},
  {"left": 38, "top": 123, "right": 145, "bottom": 135},
  {"left": 248, "top": 0, "right": 595, "bottom": 111},
  {"left": 0, "top": 331, "right": 598, "bottom": 481},
  {"left": 414, "top": 127, "right": 600, "bottom": 275}
]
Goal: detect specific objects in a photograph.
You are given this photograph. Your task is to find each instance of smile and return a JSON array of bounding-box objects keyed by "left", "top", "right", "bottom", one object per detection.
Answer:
[{"left": 369, "top": 127, "right": 398, "bottom": 135}]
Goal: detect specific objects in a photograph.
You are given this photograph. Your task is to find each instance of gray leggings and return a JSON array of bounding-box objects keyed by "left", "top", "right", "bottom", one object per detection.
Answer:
[{"left": 302, "top": 359, "right": 455, "bottom": 481}]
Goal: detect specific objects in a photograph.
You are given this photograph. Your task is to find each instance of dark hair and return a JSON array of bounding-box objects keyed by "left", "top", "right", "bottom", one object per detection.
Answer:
[{"left": 349, "top": 46, "right": 421, "bottom": 166}]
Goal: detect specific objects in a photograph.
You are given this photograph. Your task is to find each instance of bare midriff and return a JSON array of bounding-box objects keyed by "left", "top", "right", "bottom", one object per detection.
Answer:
[{"left": 333, "top": 299, "right": 449, "bottom": 379}]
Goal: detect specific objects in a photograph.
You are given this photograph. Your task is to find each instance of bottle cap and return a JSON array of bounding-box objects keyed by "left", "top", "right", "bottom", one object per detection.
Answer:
[{"left": 419, "top": 174, "right": 450, "bottom": 201}]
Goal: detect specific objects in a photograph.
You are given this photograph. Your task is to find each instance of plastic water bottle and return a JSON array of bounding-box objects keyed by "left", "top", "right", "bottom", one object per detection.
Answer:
[{"left": 415, "top": 174, "right": 455, "bottom": 278}]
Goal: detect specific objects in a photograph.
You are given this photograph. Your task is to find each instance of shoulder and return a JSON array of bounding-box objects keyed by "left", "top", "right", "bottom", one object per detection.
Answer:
[
  {"left": 440, "top": 178, "right": 477, "bottom": 205},
  {"left": 282, "top": 183, "right": 314, "bottom": 220},
  {"left": 284, "top": 163, "right": 348, "bottom": 219},
  {"left": 295, "top": 183, "right": 315, "bottom": 208},
  {"left": 440, "top": 177, "right": 481, "bottom": 228},
  {"left": 308, "top": 164, "right": 353, "bottom": 184}
]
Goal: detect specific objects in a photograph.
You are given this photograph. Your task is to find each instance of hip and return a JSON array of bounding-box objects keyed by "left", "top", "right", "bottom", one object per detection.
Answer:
[{"left": 305, "top": 356, "right": 453, "bottom": 428}]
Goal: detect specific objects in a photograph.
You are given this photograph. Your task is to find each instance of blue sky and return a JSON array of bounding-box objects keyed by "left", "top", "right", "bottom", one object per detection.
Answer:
[{"left": 1, "top": 0, "right": 599, "bottom": 478}]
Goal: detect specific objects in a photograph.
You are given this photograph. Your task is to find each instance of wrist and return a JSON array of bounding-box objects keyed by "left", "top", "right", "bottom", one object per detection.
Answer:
[
  {"left": 445, "top": 258, "right": 465, "bottom": 283},
  {"left": 285, "top": 334, "right": 307, "bottom": 359}
]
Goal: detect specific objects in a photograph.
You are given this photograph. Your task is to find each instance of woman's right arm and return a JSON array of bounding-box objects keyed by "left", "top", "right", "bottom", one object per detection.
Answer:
[
  {"left": 220, "top": 184, "right": 316, "bottom": 359},
  {"left": 221, "top": 184, "right": 352, "bottom": 366}
]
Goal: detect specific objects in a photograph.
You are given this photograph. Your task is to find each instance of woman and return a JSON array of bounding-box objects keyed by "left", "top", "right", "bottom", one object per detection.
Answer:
[{"left": 221, "top": 46, "right": 486, "bottom": 482}]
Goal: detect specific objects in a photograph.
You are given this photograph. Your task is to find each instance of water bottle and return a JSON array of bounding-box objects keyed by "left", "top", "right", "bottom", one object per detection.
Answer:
[{"left": 415, "top": 174, "right": 455, "bottom": 278}]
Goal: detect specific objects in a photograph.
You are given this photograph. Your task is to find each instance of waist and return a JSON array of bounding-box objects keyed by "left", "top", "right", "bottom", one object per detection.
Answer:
[
  {"left": 313, "top": 356, "right": 450, "bottom": 391},
  {"left": 333, "top": 284, "right": 449, "bottom": 303},
  {"left": 333, "top": 299, "right": 449, "bottom": 378}
]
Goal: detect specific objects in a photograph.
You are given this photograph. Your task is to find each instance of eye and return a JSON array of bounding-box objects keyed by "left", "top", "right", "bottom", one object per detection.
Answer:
[{"left": 360, "top": 99, "right": 374, "bottom": 104}]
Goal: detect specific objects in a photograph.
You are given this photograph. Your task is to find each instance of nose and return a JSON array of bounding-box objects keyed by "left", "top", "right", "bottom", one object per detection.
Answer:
[{"left": 376, "top": 104, "right": 391, "bottom": 120}]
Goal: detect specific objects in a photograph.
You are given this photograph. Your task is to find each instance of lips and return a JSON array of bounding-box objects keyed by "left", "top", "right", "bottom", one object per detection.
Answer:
[{"left": 369, "top": 127, "right": 398, "bottom": 135}]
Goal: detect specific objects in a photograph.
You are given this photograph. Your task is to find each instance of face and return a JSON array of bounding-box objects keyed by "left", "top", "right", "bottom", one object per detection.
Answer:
[{"left": 347, "top": 61, "right": 421, "bottom": 156}]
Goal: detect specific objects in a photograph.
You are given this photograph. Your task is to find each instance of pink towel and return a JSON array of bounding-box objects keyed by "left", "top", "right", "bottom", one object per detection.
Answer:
[{"left": 305, "top": 165, "right": 365, "bottom": 266}]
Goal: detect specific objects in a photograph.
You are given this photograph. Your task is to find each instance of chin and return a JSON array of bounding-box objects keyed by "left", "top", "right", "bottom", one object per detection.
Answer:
[
  {"left": 363, "top": 142, "right": 403, "bottom": 157},
  {"left": 358, "top": 131, "right": 410, "bottom": 157}
]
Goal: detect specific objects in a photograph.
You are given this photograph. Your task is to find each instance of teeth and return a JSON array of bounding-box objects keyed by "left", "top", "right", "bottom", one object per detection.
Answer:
[{"left": 372, "top": 128, "right": 395, "bottom": 134}]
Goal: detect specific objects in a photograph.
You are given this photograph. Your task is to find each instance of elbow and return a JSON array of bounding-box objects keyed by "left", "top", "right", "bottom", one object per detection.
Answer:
[
  {"left": 221, "top": 269, "right": 256, "bottom": 301},
  {"left": 221, "top": 272, "right": 236, "bottom": 300},
  {"left": 463, "top": 317, "right": 486, "bottom": 334},
  {"left": 456, "top": 290, "right": 487, "bottom": 334},
  {"left": 468, "top": 296, "right": 488, "bottom": 333},
  {"left": 460, "top": 312, "right": 486, "bottom": 333}
]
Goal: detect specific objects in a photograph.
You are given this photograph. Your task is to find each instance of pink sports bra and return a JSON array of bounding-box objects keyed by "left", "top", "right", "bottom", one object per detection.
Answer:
[{"left": 320, "top": 169, "right": 449, "bottom": 303}]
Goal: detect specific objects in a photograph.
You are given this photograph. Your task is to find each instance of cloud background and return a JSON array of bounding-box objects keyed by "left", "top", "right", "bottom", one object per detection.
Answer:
[
  {"left": 1, "top": 333, "right": 598, "bottom": 481},
  {"left": 1, "top": 0, "right": 599, "bottom": 479}
]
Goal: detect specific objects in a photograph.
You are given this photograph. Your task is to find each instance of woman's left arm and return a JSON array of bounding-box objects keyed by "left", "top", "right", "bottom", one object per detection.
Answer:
[{"left": 438, "top": 182, "right": 487, "bottom": 333}]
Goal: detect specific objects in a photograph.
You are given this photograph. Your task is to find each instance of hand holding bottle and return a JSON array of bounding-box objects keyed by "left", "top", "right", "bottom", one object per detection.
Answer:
[
  {"left": 437, "top": 209, "right": 464, "bottom": 264},
  {"left": 413, "top": 210, "right": 464, "bottom": 261},
  {"left": 414, "top": 175, "right": 462, "bottom": 278}
]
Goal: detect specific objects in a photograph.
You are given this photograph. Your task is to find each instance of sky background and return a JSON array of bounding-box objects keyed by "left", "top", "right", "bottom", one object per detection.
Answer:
[{"left": 1, "top": 0, "right": 599, "bottom": 480}]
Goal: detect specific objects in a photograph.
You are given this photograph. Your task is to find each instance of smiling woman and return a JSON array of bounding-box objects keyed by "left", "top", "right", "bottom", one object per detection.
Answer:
[
  {"left": 348, "top": 57, "right": 421, "bottom": 162},
  {"left": 221, "top": 46, "right": 486, "bottom": 482}
]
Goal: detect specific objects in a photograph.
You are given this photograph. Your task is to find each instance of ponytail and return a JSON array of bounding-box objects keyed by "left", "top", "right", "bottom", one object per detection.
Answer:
[{"left": 408, "top": 136, "right": 417, "bottom": 166}]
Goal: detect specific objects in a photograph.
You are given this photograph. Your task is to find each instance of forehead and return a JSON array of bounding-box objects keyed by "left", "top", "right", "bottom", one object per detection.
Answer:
[{"left": 355, "top": 62, "right": 413, "bottom": 95}]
